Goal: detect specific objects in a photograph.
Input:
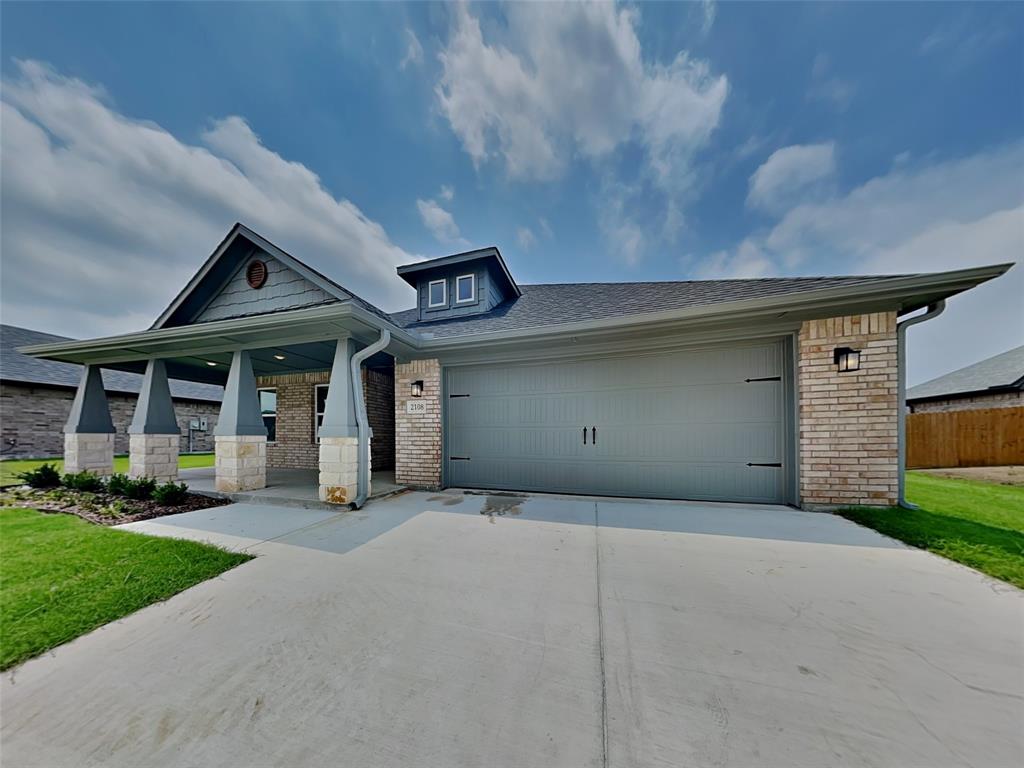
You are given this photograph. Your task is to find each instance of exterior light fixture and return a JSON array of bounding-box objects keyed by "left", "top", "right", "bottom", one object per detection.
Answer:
[
  {"left": 273, "top": 354, "right": 285, "bottom": 360},
  {"left": 411, "top": 380, "right": 424, "bottom": 398},
  {"left": 833, "top": 347, "right": 861, "bottom": 373},
  {"left": 206, "top": 361, "right": 218, "bottom": 366}
]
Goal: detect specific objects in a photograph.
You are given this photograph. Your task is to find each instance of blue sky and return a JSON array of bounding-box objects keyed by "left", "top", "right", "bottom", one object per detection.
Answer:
[{"left": 1, "top": 1, "right": 1021, "bottom": 384}]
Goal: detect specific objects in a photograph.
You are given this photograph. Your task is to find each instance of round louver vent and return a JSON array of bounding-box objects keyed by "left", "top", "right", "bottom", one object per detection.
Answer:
[{"left": 246, "top": 260, "right": 268, "bottom": 289}]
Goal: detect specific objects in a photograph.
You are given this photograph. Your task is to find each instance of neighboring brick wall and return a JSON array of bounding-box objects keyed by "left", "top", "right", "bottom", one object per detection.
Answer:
[
  {"left": 909, "top": 390, "right": 1022, "bottom": 413},
  {"left": 798, "top": 312, "right": 899, "bottom": 508},
  {"left": 395, "top": 359, "right": 442, "bottom": 489},
  {"left": 256, "top": 367, "right": 395, "bottom": 471},
  {"left": 0, "top": 382, "right": 219, "bottom": 458}
]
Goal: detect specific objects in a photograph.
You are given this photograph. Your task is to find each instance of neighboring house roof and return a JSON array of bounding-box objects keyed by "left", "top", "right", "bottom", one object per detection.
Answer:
[
  {"left": 907, "top": 345, "right": 1024, "bottom": 402},
  {"left": 389, "top": 275, "right": 916, "bottom": 338},
  {"left": 1, "top": 325, "right": 223, "bottom": 402}
]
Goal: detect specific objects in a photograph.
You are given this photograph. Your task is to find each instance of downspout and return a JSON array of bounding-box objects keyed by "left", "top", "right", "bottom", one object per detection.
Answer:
[
  {"left": 896, "top": 300, "right": 945, "bottom": 509},
  {"left": 349, "top": 329, "right": 391, "bottom": 509}
]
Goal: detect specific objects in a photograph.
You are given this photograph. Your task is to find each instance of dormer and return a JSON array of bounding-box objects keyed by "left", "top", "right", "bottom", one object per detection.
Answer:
[{"left": 397, "top": 247, "right": 521, "bottom": 323}]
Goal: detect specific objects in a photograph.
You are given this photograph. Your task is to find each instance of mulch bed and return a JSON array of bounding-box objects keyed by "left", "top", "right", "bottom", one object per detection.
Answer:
[{"left": 0, "top": 486, "right": 228, "bottom": 526}]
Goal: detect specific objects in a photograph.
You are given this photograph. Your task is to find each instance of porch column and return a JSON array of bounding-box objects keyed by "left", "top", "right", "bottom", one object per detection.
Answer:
[
  {"left": 64, "top": 364, "right": 115, "bottom": 475},
  {"left": 127, "top": 359, "right": 180, "bottom": 482},
  {"left": 213, "top": 350, "right": 267, "bottom": 492},
  {"left": 318, "top": 337, "right": 359, "bottom": 504}
]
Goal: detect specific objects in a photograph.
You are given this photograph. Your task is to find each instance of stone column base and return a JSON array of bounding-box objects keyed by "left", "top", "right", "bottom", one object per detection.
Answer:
[
  {"left": 64, "top": 433, "right": 114, "bottom": 475},
  {"left": 129, "top": 434, "right": 179, "bottom": 482},
  {"left": 319, "top": 436, "right": 358, "bottom": 504},
  {"left": 215, "top": 435, "right": 266, "bottom": 492}
]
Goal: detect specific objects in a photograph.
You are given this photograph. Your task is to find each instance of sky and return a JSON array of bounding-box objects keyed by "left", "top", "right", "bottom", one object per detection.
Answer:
[{"left": 1, "top": 1, "right": 1021, "bottom": 385}]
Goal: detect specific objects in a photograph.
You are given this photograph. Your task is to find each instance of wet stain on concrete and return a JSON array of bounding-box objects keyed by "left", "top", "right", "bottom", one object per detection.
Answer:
[
  {"left": 480, "top": 495, "right": 525, "bottom": 523},
  {"left": 798, "top": 665, "right": 817, "bottom": 676},
  {"left": 427, "top": 494, "right": 466, "bottom": 506}
]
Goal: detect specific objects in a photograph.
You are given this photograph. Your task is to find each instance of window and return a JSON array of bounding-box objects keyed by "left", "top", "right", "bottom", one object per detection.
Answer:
[
  {"left": 314, "top": 384, "right": 329, "bottom": 441},
  {"left": 428, "top": 279, "right": 447, "bottom": 308},
  {"left": 455, "top": 273, "right": 476, "bottom": 303},
  {"left": 258, "top": 388, "right": 277, "bottom": 442}
]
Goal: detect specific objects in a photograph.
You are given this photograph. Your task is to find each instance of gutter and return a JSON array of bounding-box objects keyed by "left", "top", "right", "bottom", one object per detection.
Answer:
[
  {"left": 349, "top": 329, "right": 391, "bottom": 508},
  {"left": 896, "top": 300, "right": 946, "bottom": 509}
]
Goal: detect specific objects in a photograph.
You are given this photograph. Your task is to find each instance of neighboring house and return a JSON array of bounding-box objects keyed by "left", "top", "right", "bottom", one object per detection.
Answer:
[
  {"left": 906, "top": 345, "right": 1024, "bottom": 413},
  {"left": 1, "top": 324, "right": 222, "bottom": 458},
  {"left": 21, "top": 223, "right": 1012, "bottom": 508}
]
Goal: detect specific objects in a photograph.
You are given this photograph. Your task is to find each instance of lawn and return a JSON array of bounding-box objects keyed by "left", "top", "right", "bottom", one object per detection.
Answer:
[
  {"left": 840, "top": 472, "right": 1024, "bottom": 589},
  {"left": 0, "top": 507, "right": 252, "bottom": 670},
  {"left": 0, "top": 453, "right": 214, "bottom": 486}
]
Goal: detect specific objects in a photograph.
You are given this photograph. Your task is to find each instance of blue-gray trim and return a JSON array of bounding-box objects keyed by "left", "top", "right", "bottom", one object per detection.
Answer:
[
  {"left": 351, "top": 330, "right": 391, "bottom": 508},
  {"left": 128, "top": 359, "right": 180, "bottom": 435},
  {"left": 319, "top": 338, "right": 359, "bottom": 439},
  {"left": 65, "top": 365, "right": 115, "bottom": 434},
  {"left": 397, "top": 246, "right": 521, "bottom": 298},
  {"left": 213, "top": 350, "right": 267, "bottom": 436}
]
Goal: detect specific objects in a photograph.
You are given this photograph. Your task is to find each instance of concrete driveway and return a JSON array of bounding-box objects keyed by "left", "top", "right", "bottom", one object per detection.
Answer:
[{"left": 2, "top": 492, "right": 1021, "bottom": 767}]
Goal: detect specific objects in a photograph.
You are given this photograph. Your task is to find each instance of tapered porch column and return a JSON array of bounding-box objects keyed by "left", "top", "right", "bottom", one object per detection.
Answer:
[
  {"left": 319, "top": 337, "right": 360, "bottom": 504},
  {"left": 213, "top": 350, "right": 267, "bottom": 492},
  {"left": 127, "top": 359, "right": 180, "bottom": 482},
  {"left": 64, "top": 364, "right": 115, "bottom": 475}
]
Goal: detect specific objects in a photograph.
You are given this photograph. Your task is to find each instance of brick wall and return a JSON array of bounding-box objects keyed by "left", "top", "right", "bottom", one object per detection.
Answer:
[
  {"left": 395, "top": 359, "right": 442, "bottom": 489},
  {"left": 0, "top": 382, "right": 219, "bottom": 458},
  {"left": 909, "top": 390, "right": 1022, "bottom": 413},
  {"left": 798, "top": 312, "right": 899, "bottom": 508},
  {"left": 256, "top": 367, "right": 394, "bottom": 471}
]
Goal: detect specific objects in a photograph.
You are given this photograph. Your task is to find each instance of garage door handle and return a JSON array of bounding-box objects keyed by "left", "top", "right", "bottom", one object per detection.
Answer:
[
  {"left": 592, "top": 426, "right": 597, "bottom": 445},
  {"left": 583, "top": 427, "right": 587, "bottom": 445}
]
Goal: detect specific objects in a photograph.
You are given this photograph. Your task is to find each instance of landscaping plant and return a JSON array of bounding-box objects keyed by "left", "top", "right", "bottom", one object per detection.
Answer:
[
  {"left": 121, "top": 477, "right": 157, "bottom": 501},
  {"left": 152, "top": 481, "right": 190, "bottom": 506},
  {"left": 16, "top": 463, "right": 61, "bottom": 489},
  {"left": 106, "top": 473, "right": 131, "bottom": 496},
  {"left": 61, "top": 471, "right": 106, "bottom": 493}
]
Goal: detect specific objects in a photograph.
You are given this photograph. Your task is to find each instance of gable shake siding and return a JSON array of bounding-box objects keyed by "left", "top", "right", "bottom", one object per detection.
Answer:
[{"left": 197, "top": 256, "right": 337, "bottom": 323}]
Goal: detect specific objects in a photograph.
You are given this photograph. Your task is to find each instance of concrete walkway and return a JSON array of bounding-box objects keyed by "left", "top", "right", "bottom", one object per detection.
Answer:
[{"left": 2, "top": 493, "right": 1022, "bottom": 767}]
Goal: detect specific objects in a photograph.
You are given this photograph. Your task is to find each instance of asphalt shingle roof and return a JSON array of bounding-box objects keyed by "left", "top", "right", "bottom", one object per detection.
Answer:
[
  {"left": 1, "top": 325, "right": 223, "bottom": 402},
  {"left": 907, "top": 345, "right": 1024, "bottom": 401},
  {"left": 388, "top": 275, "right": 913, "bottom": 338}
]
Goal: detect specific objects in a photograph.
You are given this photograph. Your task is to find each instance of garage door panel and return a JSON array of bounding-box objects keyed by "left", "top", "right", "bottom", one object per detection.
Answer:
[{"left": 446, "top": 340, "right": 788, "bottom": 503}]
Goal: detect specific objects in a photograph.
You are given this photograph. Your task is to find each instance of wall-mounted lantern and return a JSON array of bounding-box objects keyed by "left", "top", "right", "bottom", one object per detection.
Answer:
[
  {"left": 833, "top": 347, "right": 861, "bottom": 373},
  {"left": 411, "top": 380, "right": 424, "bottom": 398}
]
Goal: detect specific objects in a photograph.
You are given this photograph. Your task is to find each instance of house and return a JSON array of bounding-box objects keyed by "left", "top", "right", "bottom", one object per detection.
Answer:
[
  {"left": 20, "top": 223, "right": 1012, "bottom": 508},
  {"left": 907, "top": 345, "right": 1023, "bottom": 413},
  {"left": 1, "top": 324, "right": 222, "bottom": 459}
]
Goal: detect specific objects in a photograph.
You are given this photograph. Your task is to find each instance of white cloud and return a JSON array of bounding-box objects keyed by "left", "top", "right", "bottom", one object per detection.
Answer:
[
  {"left": 416, "top": 197, "right": 466, "bottom": 246},
  {"left": 699, "top": 143, "right": 1024, "bottom": 384},
  {"left": 700, "top": 1, "right": 716, "bottom": 37},
  {"left": 438, "top": 184, "right": 454, "bottom": 202},
  {"left": 747, "top": 142, "right": 836, "bottom": 214},
  {"left": 807, "top": 54, "right": 855, "bottom": 112},
  {"left": 434, "top": 2, "right": 726, "bottom": 263},
  {"left": 0, "top": 60, "right": 416, "bottom": 338},
  {"left": 516, "top": 226, "right": 536, "bottom": 250},
  {"left": 399, "top": 28, "right": 424, "bottom": 70}
]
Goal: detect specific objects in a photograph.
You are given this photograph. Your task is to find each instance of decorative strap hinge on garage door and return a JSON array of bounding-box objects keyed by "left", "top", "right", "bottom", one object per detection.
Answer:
[
  {"left": 744, "top": 376, "right": 782, "bottom": 382},
  {"left": 747, "top": 462, "right": 783, "bottom": 468},
  {"left": 449, "top": 393, "right": 471, "bottom": 398},
  {"left": 450, "top": 456, "right": 471, "bottom": 461}
]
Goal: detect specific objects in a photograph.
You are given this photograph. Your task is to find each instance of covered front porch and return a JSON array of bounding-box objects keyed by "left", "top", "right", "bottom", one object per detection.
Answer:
[{"left": 24, "top": 302, "right": 422, "bottom": 508}]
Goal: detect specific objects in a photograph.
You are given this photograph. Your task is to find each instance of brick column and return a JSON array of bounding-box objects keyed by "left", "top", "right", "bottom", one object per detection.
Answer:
[
  {"left": 64, "top": 364, "right": 115, "bottom": 475},
  {"left": 214, "top": 350, "right": 267, "bottom": 492},
  {"left": 127, "top": 359, "right": 180, "bottom": 482},
  {"left": 395, "top": 359, "right": 442, "bottom": 489},
  {"left": 798, "top": 312, "right": 898, "bottom": 508},
  {"left": 318, "top": 338, "right": 359, "bottom": 503}
]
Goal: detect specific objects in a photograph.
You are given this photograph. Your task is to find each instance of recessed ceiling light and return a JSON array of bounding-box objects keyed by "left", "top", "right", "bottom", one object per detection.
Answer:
[
  {"left": 273, "top": 354, "right": 285, "bottom": 360},
  {"left": 206, "top": 361, "right": 217, "bottom": 366}
]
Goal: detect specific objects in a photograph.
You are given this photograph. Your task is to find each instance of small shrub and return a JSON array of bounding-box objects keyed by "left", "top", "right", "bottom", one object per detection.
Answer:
[
  {"left": 106, "top": 473, "right": 131, "bottom": 497},
  {"left": 17, "top": 463, "right": 61, "bottom": 489},
  {"left": 152, "top": 482, "right": 189, "bottom": 506},
  {"left": 62, "top": 471, "right": 106, "bottom": 493},
  {"left": 97, "top": 499, "right": 130, "bottom": 518},
  {"left": 122, "top": 476, "right": 157, "bottom": 501}
]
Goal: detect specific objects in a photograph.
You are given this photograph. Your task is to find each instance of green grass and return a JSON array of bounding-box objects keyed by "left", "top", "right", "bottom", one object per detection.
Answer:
[
  {"left": 840, "top": 472, "right": 1024, "bottom": 589},
  {"left": 0, "top": 507, "right": 252, "bottom": 670},
  {"left": 0, "top": 453, "right": 214, "bottom": 486}
]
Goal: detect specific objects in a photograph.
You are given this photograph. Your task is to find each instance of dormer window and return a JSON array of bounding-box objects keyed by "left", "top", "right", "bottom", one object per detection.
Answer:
[
  {"left": 428, "top": 279, "right": 447, "bottom": 308},
  {"left": 455, "top": 274, "right": 476, "bottom": 304}
]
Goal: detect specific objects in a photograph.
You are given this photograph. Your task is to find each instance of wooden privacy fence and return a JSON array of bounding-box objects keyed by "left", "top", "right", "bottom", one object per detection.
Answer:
[{"left": 907, "top": 406, "right": 1024, "bottom": 469}]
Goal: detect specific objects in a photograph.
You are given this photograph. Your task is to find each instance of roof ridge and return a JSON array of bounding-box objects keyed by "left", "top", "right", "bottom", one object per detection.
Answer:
[{"left": 519, "top": 274, "right": 916, "bottom": 288}]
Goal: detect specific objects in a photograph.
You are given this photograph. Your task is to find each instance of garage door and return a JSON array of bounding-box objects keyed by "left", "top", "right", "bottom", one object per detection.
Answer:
[{"left": 445, "top": 340, "right": 789, "bottom": 503}]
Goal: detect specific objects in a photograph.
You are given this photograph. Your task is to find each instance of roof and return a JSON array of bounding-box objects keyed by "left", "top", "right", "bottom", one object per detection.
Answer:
[
  {"left": 907, "top": 345, "right": 1024, "bottom": 402},
  {"left": 389, "top": 275, "right": 920, "bottom": 338},
  {"left": 1, "top": 325, "right": 223, "bottom": 402},
  {"left": 396, "top": 246, "right": 521, "bottom": 298}
]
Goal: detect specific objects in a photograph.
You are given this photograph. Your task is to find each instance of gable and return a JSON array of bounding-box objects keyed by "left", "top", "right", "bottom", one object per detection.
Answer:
[{"left": 195, "top": 254, "right": 337, "bottom": 323}]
